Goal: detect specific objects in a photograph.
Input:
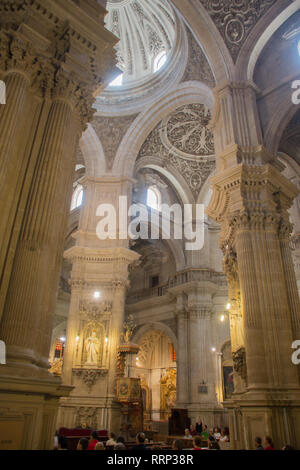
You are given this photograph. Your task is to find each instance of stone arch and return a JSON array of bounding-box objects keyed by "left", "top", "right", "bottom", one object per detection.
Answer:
[
  {"left": 80, "top": 123, "right": 107, "bottom": 177},
  {"left": 112, "top": 81, "right": 215, "bottom": 178},
  {"left": 132, "top": 322, "right": 178, "bottom": 353},
  {"left": 241, "top": 1, "right": 300, "bottom": 82},
  {"left": 264, "top": 97, "right": 300, "bottom": 154},
  {"left": 170, "top": 0, "right": 232, "bottom": 84}
]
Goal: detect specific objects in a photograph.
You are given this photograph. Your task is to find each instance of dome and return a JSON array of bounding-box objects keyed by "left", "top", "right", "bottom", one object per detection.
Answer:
[{"left": 105, "top": 0, "right": 176, "bottom": 86}]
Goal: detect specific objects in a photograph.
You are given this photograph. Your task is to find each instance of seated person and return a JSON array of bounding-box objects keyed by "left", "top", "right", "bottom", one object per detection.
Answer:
[
  {"left": 184, "top": 428, "right": 192, "bottom": 439},
  {"left": 115, "top": 436, "right": 126, "bottom": 450},
  {"left": 87, "top": 431, "right": 98, "bottom": 450},
  {"left": 209, "top": 441, "right": 220, "bottom": 450},
  {"left": 219, "top": 429, "right": 229, "bottom": 442},
  {"left": 95, "top": 442, "right": 105, "bottom": 450},
  {"left": 172, "top": 439, "right": 184, "bottom": 451},
  {"left": 106, "top": 432, "right": 117, "bottom": 448},
  {"left": 193, "top": 436, "right": 203, "bottom": 450},
  {"left": 57, "top": 436, "right": 68, "bottom": 450},
  {"left": 131, "top": 432, "right": 148, "bottom": 451},
  {"left": 264, "top": 436, "right": 275, "bottom": 450},
  {"left": 200, "top": 425, "right": 209, "bottom": 441},
  {"left": 213, "top": 427, "right": 221, "bottom": 441},
  {"left": 190, "top": 424, "right": 197, "bottom": 436},
  {"left": 254, "top": 437, "right": 264, "bottom": 450},
  {"left": 208, "top": 429, "right": 215, "bottom": 442},
  {"left": 77, "top": 438, "right": 89, "bottom": 451}
]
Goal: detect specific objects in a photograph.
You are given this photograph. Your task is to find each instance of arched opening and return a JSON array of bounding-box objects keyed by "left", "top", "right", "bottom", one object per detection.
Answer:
[
  {"left": 130, "top": 329, "right": 176, "bottom": 427},
  {"left": 146, "top": 186, "right": 161, "bottom": 211},
  {"left": 70, "top": 184, "right": 83, "bottom": 211}
]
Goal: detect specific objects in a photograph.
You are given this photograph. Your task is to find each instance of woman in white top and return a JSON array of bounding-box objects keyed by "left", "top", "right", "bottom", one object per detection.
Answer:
[{"left": 213, "top": 427, "right": 221, "bottom": 440}]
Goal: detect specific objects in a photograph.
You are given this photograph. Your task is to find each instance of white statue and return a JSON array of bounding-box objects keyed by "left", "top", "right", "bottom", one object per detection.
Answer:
[{"left": 85, "top": 331, "right": 100, "bottom": 365}]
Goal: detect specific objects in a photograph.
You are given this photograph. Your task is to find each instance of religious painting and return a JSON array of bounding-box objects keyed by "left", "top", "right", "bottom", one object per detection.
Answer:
[{"left": 223, "top": 365, "right": 234, "bottom": 399}]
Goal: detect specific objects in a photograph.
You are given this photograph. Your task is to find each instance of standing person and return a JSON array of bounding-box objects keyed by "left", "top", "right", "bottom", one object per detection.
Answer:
[
  {"left": 264, "top": 436, "right": 275, "bottom": 450},
  {"left": 195, "top": 418, "right": 203, "bottom": 435},
  {"left": 254, "top": 437, "right": 264, "bottom": 450},
  {"left": 190, "top": 424, "right": 197, "bottom": 436}
]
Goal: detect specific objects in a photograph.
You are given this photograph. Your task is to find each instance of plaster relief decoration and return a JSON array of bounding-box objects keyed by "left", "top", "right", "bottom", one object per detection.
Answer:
[
  {"left": 92, "top": 114, "right": 138, "bottom": 169},
  {"left": 138, "top": 104, "right": 215, "bottom": 198},
  {"left": 182, "top": 28, "right": 215, "bottom": 87},
  {"left": 75, "top": 407, "right": 98, "bottom": 430},
  {"left": 138, "top": 330, "right": 164, "bottom": 367},
  {"left": 163, "top": 104, "right": 214, "bottom": 157},
  {"left": 200, "top": 0, "right": 276, "bottom": 62}
]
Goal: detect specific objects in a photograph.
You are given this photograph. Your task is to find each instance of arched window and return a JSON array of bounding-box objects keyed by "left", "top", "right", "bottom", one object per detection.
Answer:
[
  {"left": 147, "top": 186, "right": 161, "bottom": 211},
  {"left": 153, "top": 51, "right": 167, "bottom": 73},
  {"left": 70, "top": 184, "right": 83, "bottom": 211}
]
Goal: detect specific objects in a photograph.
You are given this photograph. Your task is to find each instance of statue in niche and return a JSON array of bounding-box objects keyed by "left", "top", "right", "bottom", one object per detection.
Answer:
[{"left": 85, "top": 330, "right": 100, "bottom": 366}]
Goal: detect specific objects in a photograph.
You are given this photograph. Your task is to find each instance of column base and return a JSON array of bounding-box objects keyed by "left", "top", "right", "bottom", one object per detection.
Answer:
[
  {"left": 0, "top": 374, "right": 72, "bottom": 449},
  {"left": 57, "top": 396, "right": 122, "bottom": 435},
  {"left": 226, "top": 389, "right": 300, "bottom": 450}
]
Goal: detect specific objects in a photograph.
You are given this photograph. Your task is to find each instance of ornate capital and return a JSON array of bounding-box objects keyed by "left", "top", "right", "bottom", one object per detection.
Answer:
[{"left": 73, "top": 368, "right": 108, "bottom": 390}]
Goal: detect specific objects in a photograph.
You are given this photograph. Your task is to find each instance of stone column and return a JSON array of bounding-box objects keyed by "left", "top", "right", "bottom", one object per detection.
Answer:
[
  {"left": 0, "top": 0, "right": 117, "bottom": 449},
  {"left": 58, "top": 177, "right": 140, "bottom": 433},
  {"left": 175, "top": 304, "right": 189, "bottom": 407},
  {"left": 207, "top": 81, "right": 300, "bottom": 449},
  {"left": 0, "top": 93, "right": 80, "bottom": 373}
]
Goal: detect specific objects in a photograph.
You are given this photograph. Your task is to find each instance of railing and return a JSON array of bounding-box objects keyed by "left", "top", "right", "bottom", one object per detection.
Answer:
[{"left": 127, "top": 269, "right": 227, "bottom": 304}]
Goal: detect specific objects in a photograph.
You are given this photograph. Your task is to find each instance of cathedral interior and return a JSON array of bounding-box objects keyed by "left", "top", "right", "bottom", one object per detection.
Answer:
[{"left": 0, "top": 0, "right": 300, "bottom": 451}]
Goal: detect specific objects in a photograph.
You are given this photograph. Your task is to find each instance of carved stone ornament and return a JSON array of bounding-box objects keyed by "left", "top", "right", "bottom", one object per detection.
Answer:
[
  {"left": 232, "top": 347, "right": 247, "bottom": 381},
  {"left": 75, "top": 407, "right": 98, "bottom": 429},
  {"left": 200, "top": 0, "right": 276, "bottom": 62},
  {"left": 73, "top": 368, "right": 108, "bottom": 390},
  {"left": 79, "top": 300, "right": 112, "bottom": 322}
]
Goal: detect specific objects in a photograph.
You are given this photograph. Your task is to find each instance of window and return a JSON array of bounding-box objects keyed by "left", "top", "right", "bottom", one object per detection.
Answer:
[
  {"left": 108, "top": 73, "right": 123, "bottom": 87},
  {"left": 147, "top": 186, "right": 161, "bottom": 211},
  {"left": 153, "top": 51, "right": 167, "bottom": 73},
  {"left": 70, "top": 184, "right": 83, "bottom": 211}
]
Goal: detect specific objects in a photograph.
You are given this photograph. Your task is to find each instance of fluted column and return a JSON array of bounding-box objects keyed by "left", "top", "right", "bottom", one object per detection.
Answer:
[
  {"left": 176, "top": 308, "right": 189, "bottom": 407},
  {"left": 0, "top": 97, "right": 78, "bottom": 373},
  {"left": 279, "top": 226, "right": 300, "bottom": 340},
  {"left": 0, "top": 72, "right": 29, "bottom": 179}
]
